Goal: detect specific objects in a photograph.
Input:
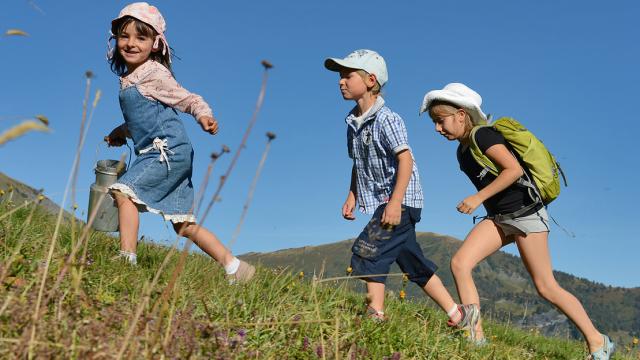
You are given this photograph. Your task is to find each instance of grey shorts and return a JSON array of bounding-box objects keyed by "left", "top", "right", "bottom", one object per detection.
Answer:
[{"left": 493, "top": 207, "right": 550, "bottom": 237}]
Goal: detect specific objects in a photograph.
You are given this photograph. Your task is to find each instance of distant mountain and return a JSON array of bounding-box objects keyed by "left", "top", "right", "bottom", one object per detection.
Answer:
[
  {"left": 241, "top": 232, "right": 640, "bottom": 341},
  {"left": 0, "top": 171, "right": 62, "bottom": 215}
]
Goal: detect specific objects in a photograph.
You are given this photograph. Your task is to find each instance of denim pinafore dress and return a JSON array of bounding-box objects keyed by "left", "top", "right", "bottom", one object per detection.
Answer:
[{"left": 109, "top": 84, "right": 196, "bottom": 224}]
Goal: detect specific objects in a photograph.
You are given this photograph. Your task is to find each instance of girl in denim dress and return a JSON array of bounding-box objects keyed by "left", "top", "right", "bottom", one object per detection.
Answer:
[{"left": 104, "top": 2, "right": 254, "bottom": 283}]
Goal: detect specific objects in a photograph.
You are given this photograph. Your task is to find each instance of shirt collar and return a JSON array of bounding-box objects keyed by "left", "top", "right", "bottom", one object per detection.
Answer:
[{"left": 345, "top": 97, "right": 385, "bottom": 131}]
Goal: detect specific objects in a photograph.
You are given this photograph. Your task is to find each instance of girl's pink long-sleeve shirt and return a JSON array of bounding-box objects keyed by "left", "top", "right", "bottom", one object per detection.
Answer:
[{"left": 120, "top": 60, "right": 213, "bottom": 120}]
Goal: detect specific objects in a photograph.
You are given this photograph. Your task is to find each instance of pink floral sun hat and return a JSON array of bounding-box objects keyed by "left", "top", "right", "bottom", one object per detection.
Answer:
[{"left": 107, "top": 2, "right": 171, "bottom": 62}]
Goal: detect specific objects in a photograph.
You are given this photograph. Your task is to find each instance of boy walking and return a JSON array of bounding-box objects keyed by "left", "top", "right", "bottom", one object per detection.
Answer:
[{"left": 324, "top": 49, "right": 475, "bottom": 327}]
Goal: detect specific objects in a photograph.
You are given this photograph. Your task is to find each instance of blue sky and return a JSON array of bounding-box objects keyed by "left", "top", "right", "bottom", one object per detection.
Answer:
[{"left": 2, "top": 1, "right": 639, "bottom": 287}]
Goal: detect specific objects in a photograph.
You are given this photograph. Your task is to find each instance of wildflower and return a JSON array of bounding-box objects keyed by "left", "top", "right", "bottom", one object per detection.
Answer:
[
  {"left": 0, "top": 190, "right": 4, "bottom": 196},
  {"left": 399, "top": 290, "right": 406, "bottom": 300},
  {"left": 346, "top": 266, "right": 353, "bottom": 275},
  {"left": 633, "top": 337, "right": 638, "bottom": 345},
  {"left": 402, "top": 273, "right": 408, "bottom": 283},
  {"left": 316, "top": 345, "right": 323, "bottom": 358},
  {"left": 73, "top": 203, "right": 78, "bottom": 210},
  {"left": 302, "top": 336, "right": 310, "bottom": 350},
  {"left": 299, "top": 271, "right": 304, "bottom": 279},
  {"left": 8, "top": 186, "right": 13, "bottom": 192},
  {"left": 37, "top": 194, "right": 45, "bottom": 202}
]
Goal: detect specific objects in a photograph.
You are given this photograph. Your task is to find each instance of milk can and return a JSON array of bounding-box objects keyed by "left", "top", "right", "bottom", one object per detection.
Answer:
[{"left": 87, "top": 159, "right": 126, "bottom": 232}]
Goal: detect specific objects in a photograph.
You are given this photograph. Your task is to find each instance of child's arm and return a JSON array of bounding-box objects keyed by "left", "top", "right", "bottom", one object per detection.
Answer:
[
  {"left": 381, "top": 149, "right": 412, "bottom": 226},
  {"left": 342, "top": 165, "right": 357, "bottom": 220},
  {"left": 138, "top": 62, "right": 217, "bottom": 134},
  {"left": 457, "top": 143, "right": 523, "bottom": 215}
]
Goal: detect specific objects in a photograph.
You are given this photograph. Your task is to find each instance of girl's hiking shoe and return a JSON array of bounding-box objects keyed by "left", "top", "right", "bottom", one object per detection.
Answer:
[
  {"left": 448, "top": 304, "right": 481, "bottom": 342},
  {"left": 588, "top": 335, "right": 615, "bottom": 360},
  {"left": 227, "top": 260, "right": 256, "bottom": 284}
]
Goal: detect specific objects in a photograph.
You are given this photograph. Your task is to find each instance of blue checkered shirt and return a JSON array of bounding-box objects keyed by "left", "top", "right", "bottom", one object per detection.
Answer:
[{"left": 346, "top": 101, "right": 424, "bottom": 214}]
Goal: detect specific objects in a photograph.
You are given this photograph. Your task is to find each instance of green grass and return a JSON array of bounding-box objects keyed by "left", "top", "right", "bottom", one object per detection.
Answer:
[{"left": 0, "top": 199, "right": 636, "bottom": 359}]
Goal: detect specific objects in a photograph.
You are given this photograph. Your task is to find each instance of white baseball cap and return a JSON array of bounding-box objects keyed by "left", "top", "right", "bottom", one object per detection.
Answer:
[
  {"left": 324, "top": 49, "right": 388, "bottom": 87},
  {"left": 419, "top": 83, "right": 488, "bottom": 125}
]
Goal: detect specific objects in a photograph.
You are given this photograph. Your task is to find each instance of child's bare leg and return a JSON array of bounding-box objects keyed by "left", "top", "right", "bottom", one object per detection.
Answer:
[
  {"left": 421, "top": 274, "right": 456, "bottom": 312},
  {"left": 172, "top": 222, "right": 234, "bottom": 266},
  {"left": 515, "top": 232, "right": 604, "bottom": 352},
  {"left": 366, "top": 281, "right": 386, "bottom": 312},
  {"left": 450, "top": 220, "right": 511, "bottom": 337},
  {"left": 114, "top": 193, "right": 139, "bottom": 253}
]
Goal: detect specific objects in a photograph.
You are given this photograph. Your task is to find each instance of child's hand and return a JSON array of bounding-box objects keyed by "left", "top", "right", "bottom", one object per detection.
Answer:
[
  {"left": 105, "top": 125, "right": 128, "bottom": 147},
  {"left": 381, "top": 200, "right": 402, "bottom": 227},
  {"left": 198, "top": 116, "right": 219, "bottom": 135},
  {"left": 342, "top": 197, "right": 356, "bottom": 220},
  {"left": 457, "top": 194, "right": 482, "bottom": 215}
]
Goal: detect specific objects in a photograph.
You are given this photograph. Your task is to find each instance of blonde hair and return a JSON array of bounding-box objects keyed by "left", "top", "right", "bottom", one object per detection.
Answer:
[
  {"left": 356, "top": 70, "right": 381, "bottom": 95},
  {"left": 428, "top": 101, "right": 474, "bottom": 133}
]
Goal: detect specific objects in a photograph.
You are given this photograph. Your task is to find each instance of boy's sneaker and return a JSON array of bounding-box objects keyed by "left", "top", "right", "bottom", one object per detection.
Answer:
[
  {"left": 227, "top": 260, "right": 256, "bottom": 284},
  {"left": 588, "top": 334, "right": 615, "bottom": 360},
  {"left": 365, "top": 306, "right": 386, "bottom": 322},
  {"left": 448, "top": 304, "right": 481, "bottom": 342}
]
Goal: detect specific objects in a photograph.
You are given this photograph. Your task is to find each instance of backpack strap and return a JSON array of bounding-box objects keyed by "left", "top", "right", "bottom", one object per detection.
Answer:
[
  {"left": 468, "top": 125, "right": 498, "bottom": 179},
  {"left": 469, "top": 125, "right": 544, "bottom": 204}
]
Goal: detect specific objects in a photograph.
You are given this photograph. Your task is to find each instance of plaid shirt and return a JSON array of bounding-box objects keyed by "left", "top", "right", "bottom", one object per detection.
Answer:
[{"left": 346, "top": 99, "right": 423, "bottom": 214}]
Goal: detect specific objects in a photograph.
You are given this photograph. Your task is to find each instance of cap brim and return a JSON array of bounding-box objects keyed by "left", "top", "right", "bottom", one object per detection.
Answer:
[{"left": 324, "top": 58, "right": 359, "bottom": 72}]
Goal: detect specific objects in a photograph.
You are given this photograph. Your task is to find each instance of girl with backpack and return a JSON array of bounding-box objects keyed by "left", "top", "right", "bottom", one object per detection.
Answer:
[{"left": 420, "top": 83, "right": 613, "bottom": 359}]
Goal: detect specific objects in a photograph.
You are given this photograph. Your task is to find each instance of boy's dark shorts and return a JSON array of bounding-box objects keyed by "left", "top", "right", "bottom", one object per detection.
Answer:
[{"left": 350, "top": 204, "right": 438, "bottom": 287}]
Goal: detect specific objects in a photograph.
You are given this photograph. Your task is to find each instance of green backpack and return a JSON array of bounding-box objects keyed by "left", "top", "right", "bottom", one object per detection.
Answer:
[{"left": 469, "top": 117, "right": 566, "bottom": 205}]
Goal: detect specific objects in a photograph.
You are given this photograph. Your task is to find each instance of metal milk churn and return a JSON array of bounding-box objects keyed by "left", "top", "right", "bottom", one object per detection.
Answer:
[{"left": 87, "top": 159, "right": 126, "bottom": 232}]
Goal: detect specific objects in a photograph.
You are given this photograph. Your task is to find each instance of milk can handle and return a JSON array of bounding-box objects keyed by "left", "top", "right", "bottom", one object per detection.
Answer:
[{"left": 96, "top": 139, "right": 131, "bottom": 172}]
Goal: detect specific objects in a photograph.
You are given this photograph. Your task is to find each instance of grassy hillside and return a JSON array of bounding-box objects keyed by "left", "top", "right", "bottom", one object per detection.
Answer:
[
  {"left": 241, "top": 233, "right": 640, "bottom": 344},
  {"left": 0, "top": 189, "right": 637, "bottom": 358}
]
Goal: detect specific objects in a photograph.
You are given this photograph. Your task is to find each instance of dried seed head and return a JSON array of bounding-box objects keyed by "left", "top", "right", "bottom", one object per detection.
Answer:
[
  {"left": 0, "top": 120, "right": 50, "bottom": 146},
  {"left": 85, "top": 71, "right": 94, "bottom": 79},
  {"left": 35, "top": 115, "right": 49, "bottom": 126},
  {"left": 93, "top": 89, "right": 102, "bottom": 107},
  {"left": 266, "top": 131, "right": 276, "bottom": 140},
  {"left": 5, "top": 29, "right": 29, "bottom": 36},
  {"left": 211, "top": 152, "right": 220, "bottom": 160},
  {"left": 261, "top": 60, "right": 273, "bottom": 69},
  {"left": 222, "top": 145, "right": 231, "bottom": 153}
]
